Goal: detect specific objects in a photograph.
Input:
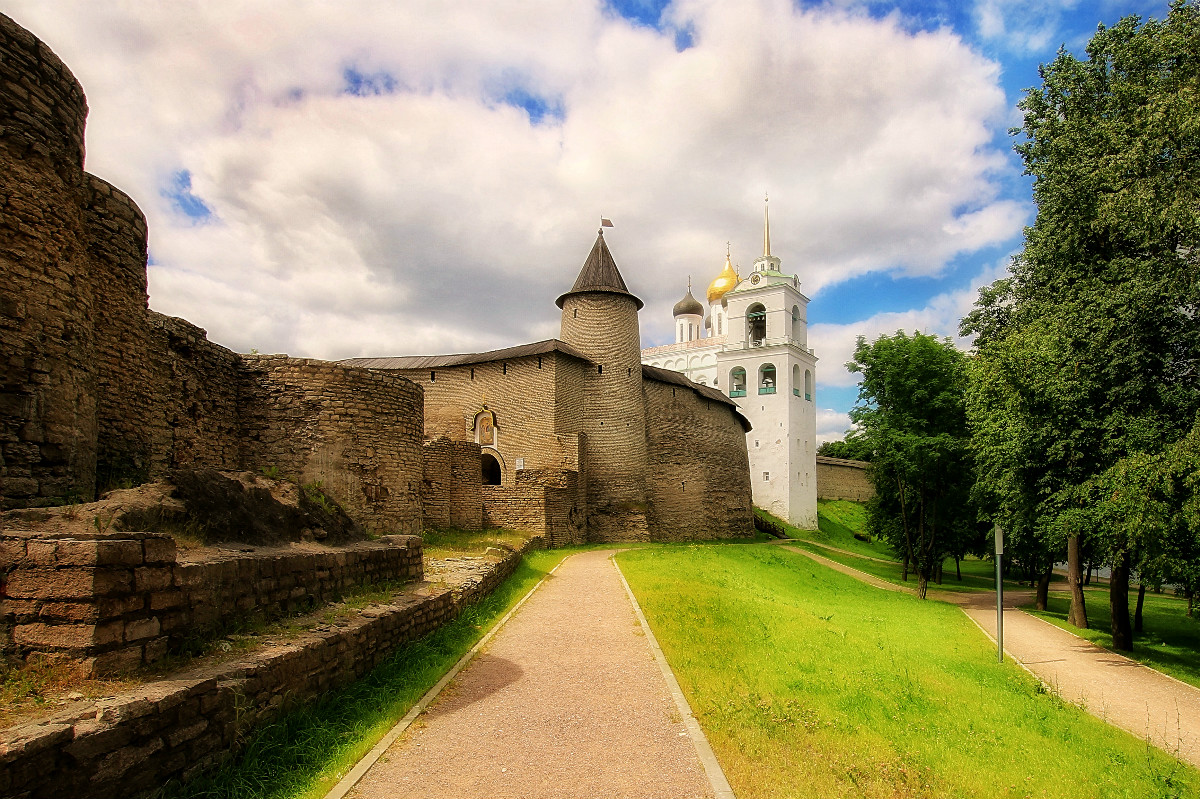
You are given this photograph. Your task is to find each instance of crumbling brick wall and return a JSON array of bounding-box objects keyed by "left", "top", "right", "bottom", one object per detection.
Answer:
[
  {"left": 0, "top": 539, "right": 542, "bottom": 799},
  {"left": 482, "top": 468, "right": 585, "bottom": 546},
  {"left": 0, "top": 531, "right": 423, "bottom": 673},
  {"left": 240, "top": 357, "right": 425, "bottom": 536},
  {"left": 0, "top": 12, "right": 96, "bottom": 507}
]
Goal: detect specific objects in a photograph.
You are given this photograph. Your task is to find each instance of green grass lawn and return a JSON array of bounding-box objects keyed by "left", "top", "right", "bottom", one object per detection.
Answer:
[
  {"left": 1027, "top": 585, "right": 1200, "bottom": 691},
  {"left": 160, "top": 548, "right": 570, "bottom": 799},
  {"left": 776, "top": 502, "right": 1032, "bottom": 595},
  {"left": 618, "top": 544, "right": 1199, "bottom": 799},
  {"left": 419, "top": 525, "right": 531, "bottom": 557}
]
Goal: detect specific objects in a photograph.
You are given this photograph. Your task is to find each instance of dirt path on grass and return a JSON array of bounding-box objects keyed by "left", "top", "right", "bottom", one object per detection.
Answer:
[
  {"left": 340, "top": 549, "right": 725, "bottom": 799},
  {"left": 786, "top": 546, "right": 1200, "bottom": 770}
]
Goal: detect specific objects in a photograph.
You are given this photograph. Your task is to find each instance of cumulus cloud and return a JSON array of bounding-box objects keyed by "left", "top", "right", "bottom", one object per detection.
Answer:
[
  {"left": 808, "top": 255, "right": 1011, "bottom": 389},
  {"left": 816, "top": 407, "right": 854, "bottom": 446},
  {"left": 8, "top": 0, "right": 1020, "bottom": 359}
]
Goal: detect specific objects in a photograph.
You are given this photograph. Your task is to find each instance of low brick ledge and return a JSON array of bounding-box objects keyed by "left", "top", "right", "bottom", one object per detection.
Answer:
[
  {"left": 0, "top": 536, "right": 545, "bottom": 799},
  {"left": 1, "top": 533, "right": 425, "bottom": 674}
]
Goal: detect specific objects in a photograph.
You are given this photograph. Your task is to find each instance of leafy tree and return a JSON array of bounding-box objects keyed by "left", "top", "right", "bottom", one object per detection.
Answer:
[
  {"left": 816, "top": 431, "right": 872, "bottom": 461},
  {"left": 848, "top": 331, "right": 978, "bottom": 599},
  {"left": 962, "top": 1, "right": 1200, "bottom": 649}
]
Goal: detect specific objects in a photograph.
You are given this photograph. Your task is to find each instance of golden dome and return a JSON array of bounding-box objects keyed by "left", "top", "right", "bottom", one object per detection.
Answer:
[{"left": 706, "top": 253, "right": 739, "bottom": 303}]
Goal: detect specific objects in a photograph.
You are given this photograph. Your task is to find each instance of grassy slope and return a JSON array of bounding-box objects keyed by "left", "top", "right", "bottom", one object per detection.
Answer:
[
  {"left": 784, "top": 501, "right": 1023, "bottom": 593},
  {"left": 618, "top": 544, "right": 1199, "bottom": 799},
  {"left": 161, "top": 549, "right": 570, "bottom": 799},
  {"left": 807, "top": 503, "right": 1199, "bottom": 685},
  {"left": 1028, "top": 585, "right": 1200, "bottom": 691}
]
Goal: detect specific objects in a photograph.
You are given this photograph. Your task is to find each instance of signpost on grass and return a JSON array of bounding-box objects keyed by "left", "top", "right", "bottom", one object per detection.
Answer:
[{"left": 994, "top": 523, "right": 1004, "bottom": 663}]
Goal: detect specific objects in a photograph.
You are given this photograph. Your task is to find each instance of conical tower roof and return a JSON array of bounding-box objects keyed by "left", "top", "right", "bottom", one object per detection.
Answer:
[{"left": 556, "top": 230, "right": 644, "bottom": 310}]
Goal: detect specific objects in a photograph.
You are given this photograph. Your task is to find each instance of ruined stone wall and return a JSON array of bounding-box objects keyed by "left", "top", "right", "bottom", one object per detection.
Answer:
[
  {"left": 421, "top": 439, "right": 451, "bottom": 529},
  {"left": 140, "top": 314, "right": 244, "bottom": 478},
  {"left": 240, "top": 357, "right": 424, "bottom": 536},
  {"left": 815, "top": 456, "right": 874, "bottom": 502},
  {"left": 419, "top": 438, "right": 482, "bottom": 531},
  {"left": 0, "top": 531, "right": 422, "bottom": 673},
  {"left": 558, "top": 293, "right": 649, "bottom": 541},
  {"left": 84, "top": 176, "right": 156, "bottom": 490},
  {"left": 0, "top": 12, "right": 96, "bottom": 507},
  {"left": 0, "top": 539, "right": 541, "bottom": 799},
  {"left": 642, "top": 379, "right": 754, "bottom": 540},
  {"left": 481, "top": 468, "right": 584, "bottom": 546},
  {"left": 448, "top": 440, "right": 483, "bottom": 529}
]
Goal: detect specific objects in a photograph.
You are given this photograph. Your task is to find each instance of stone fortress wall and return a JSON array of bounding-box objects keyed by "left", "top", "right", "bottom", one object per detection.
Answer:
[
  {"left": 1, "top": 7, "right": 753, "bottom": 552},
  {"left": 0, "top": 12, "right": 428, "bottom": 537},
  {"left": 387, "top": 349, "right": 590, "bottom": 547},
  {"left": 642, "top": 375, "right": 753, "bottom": 540},
  {"left": 814, "top": 455, "right": 874, "bottom": 502},
  {"left": 0, "top": 18, "right": 96, "bottom": 505}
]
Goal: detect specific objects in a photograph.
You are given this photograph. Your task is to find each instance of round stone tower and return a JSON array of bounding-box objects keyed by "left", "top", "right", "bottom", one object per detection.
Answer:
[
  {"left": 0, "top": 12, "right": 97, "bottom": 506},
  {"left": 557, "top": 230, "right": 650, "bottom": 541}
]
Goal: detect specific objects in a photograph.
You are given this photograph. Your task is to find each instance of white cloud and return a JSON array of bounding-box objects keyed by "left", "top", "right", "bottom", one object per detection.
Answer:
[
  {"left": 809, "top": 255, "right": 1011, "bottom": 389},
  {"left": 8, "top": 1, "right": 1021, "bottom": 360},
  {"left": 816, "top": 407, "right": 854, "bottom": 446}
]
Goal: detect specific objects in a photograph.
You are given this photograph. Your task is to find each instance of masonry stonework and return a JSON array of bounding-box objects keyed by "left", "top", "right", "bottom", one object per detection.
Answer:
[
  {"left": 0, "top": 15, "right": 96, "bottom": 507},
  {"left": 347, "top": 234, "right": 754, "bottom": 544},
  {"left": 0, "top": 12, "right": 430, "bottom": 533},
  {"left": 84, "top": 175, "right": 156, "bottom": 490},
  {"left": 558, "top": 292, "right": 651, "bottom": 541},
  {"left": 815, "top": 456, "right": 874, "bottom": 502},
  {"left": 240, "top": 356, "right": 424, "bottom": 535},
  {"left": 643, "top": 376, "right": 754, "bottom": 540},
  {"left": 0, "top": 540, "right": 541, "bottom": 799},
  {"left": 1, "top": 532, "right": 422, "bottom": 673}
]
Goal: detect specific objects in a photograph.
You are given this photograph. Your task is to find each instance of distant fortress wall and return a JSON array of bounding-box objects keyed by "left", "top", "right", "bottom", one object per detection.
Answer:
[{"left": 815, "top": 455, "right": 874, "bottom": 502}]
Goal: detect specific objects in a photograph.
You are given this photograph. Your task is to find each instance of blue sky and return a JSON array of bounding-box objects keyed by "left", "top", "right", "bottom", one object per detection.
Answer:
[{"left": 5, "top": 0, "right": 1175, "bottom": 442}]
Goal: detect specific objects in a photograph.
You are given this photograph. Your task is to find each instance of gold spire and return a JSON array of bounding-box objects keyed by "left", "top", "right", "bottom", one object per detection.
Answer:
[
  {"left": 706, "top": 245, "right": 740, "bottom": 303},
  {"left": 763, "top": 193, "right": 771, "bottom": 257}
]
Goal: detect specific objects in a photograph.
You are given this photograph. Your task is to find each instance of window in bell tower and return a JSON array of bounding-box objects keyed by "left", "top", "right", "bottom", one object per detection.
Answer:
[
  {"left": 730, "top": 367, "right": 747, "bottom": 397},
  {"left": 747, "top": 304, "right": 766, "bottom": 346},
  {"left": 759, "top": 363, "right": 777, "bottom": 394}
]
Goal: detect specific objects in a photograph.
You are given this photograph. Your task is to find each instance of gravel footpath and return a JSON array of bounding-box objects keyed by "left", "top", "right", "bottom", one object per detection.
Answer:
[
  {"left": 787, "top": 545, "right": 1200, "bottom": 770},
  {"left": 344, "top": 549, "right": 716, "bottom": 799}
]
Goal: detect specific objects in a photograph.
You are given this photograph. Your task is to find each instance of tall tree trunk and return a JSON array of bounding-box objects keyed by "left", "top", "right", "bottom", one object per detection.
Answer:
[
  {"left": 1084, "top": 561, "right": 1092, "bottom": 586},
  {"left": 902, "top": 553, "right": 909, "bottom": 582},
  {"left": 1067, "top": 535, "right": 1089, "bottom": 629},
  {"left": 955, "top": 556, "right": 961, "bottom": 581},
  {"left": 1110, "top": 553, "right": 1133, "bottom": 651},
  {"left": 935, "top": 561, "right": 943, "bottom": 585},
  {"left": 1134, "top": 582, "right": 1146, "bottom": 633},
  {"left": 1187, "top": 587, "right": 1194, "bottom": 618},
  {"left": 1036, "top": 566, "right": 1052, "bottom": 611}
]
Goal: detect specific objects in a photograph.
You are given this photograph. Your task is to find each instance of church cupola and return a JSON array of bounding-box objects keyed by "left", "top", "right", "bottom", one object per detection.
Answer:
[
  {"left": 673, "top": 279, "right": 704, "bottom": 343},
  {"left": 706, "top": 248, "right": 739, "bottom": 304}
]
